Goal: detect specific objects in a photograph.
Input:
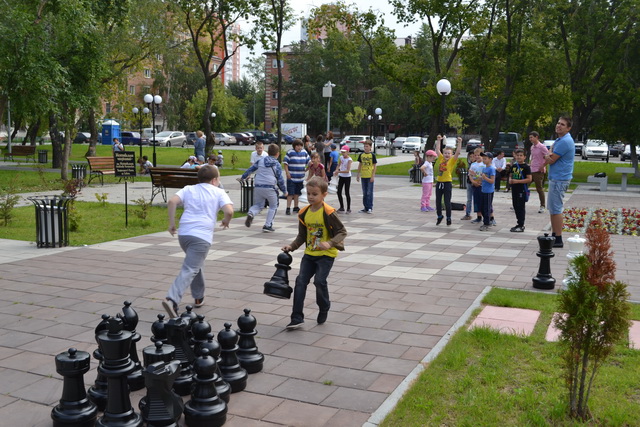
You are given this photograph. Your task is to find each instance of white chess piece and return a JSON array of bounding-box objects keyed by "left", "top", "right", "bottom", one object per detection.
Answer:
[
  {"left": 298, "top": 181, "right": 308, "bottom": 204},
  {"left": 328, "top": 176, "right": 337, "bottom": 194}
]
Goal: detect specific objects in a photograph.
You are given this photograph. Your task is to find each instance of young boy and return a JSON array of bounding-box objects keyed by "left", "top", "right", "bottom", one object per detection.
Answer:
[
  {"left": 419, "top": 150, "right": 437, "bottom": 211},
  {"left": 434, "top": 135, "right": 462, "bottom": 225},
  {"left": 283, "top": 139, "right": 310, "bottom": 215},
  {"left": 356, "top": 139, "right": 377, "bottom": 214},
  {"left": 479, "top": 152, "right": 496, "bottom": 231},
  {"left": 282, "top": 176, "right": 347, "bottom": 329},
  {"left": 328, "top": 143, "right": 339, "bottom": 178},
  {"left": 469, "top": 148, "right": 485, "bottom": 224},
  {"left": 163, "top": 165, "right": 234, "bottom": 317},
  {"left": 239, "top": 143, "right": 287, "bottom": 232},
  {"left": 250, "top": 141, "right": 268, "bottom": 166},
  {"left": 509, "top": 148, "right": 532, "bottom": 232}
]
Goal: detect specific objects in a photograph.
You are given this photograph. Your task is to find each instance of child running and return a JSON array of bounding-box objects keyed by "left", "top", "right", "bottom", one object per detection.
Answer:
[
  {"left": 434, "top": 135, "right": 462, "bottom": 225},
  {"left": 282, "top": 176, "right": 347, "bottom": 329},
  {"left": 334, "top": 145, "right": 352, "bottom": 213},
  {"left": 419, "top": 150, "right": 437, "bottom": 211}
]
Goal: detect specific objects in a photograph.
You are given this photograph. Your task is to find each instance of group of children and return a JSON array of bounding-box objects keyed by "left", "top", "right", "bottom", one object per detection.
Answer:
[{"left": 419, "top": 135, "right": 533, "bottom": 232}]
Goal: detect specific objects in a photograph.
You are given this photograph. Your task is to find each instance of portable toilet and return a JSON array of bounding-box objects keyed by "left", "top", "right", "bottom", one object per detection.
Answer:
[{"left": 101, "top": 119, "right": 121, "bottom": 145}]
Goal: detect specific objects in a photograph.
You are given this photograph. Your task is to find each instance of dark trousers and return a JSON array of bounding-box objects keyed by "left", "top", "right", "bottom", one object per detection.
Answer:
[
  {"left": 481, "top": 192, "right": 494, "bottom": 225},
  {"left": 324, "top": 152, "right": 331, "bottom": 171},
  {"left": 337, "top": 176, "right": 351, "bottom": 210},
  {"left": 512, "top": 190, "right": 527, "bottom": 227},
  {"left": 291, "top": 255, "right": 335, "bottom": 322},
  {"left": 472, "top": 185, "right": 483, "bottom": 214},
  {"left": 494, "top": 174, "right": 502, "bottom": 191},
  {"left": 435, "top": 181, "right": 452, "bottom": 219}
]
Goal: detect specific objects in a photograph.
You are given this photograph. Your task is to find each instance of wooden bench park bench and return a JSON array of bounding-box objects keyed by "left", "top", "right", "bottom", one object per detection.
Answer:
[
  {"left": 3, "top": 145, "right": 36, "bottom": 162},
  {"left": 149, "top": 167, "right": 200, "bottom": 203},
  {"left": 87, "top": 156, "right": 115, "bottom": 186}
]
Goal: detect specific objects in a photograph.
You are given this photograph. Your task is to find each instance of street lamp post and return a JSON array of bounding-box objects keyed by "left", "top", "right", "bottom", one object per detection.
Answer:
[
  {"left": 144, "top": 94, "right": 162, "bottom": 166},
  {"left": 436, "top": 78, "right": 451, "bottom": 150},
  {"left": 210, "top": 112, "right": 216, "bottom": 148},
  {"left": 323, "top": 81, "right": 336, "bottom": 133},
  {"left": 132, "top": 106, "right": 149, "bottom": 159},
  {"left": 367, "top": 108, "right": 382, "bottom": 154}
]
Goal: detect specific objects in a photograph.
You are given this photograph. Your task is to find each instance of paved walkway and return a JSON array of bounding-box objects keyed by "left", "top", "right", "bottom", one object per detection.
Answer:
[{"left": 1, "top": 163, "right": 640, "bottom": 426}]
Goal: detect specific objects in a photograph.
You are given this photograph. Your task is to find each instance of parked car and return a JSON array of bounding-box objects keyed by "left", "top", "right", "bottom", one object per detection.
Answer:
[
  {"left": 392, "top": 137, "right": 407, "bottom": 149},
  {"left": 232, "top": 132, "right": 255, "bottom": 145},
  {"left": 581, "top": 139, "right": 609, "bottom": 160},
  {"left": 402, "top": 136, "right": 423, "bottom": 153},
  {"left": 375, "top": 136, "right": 390, "bottom": 149},
  {"left": 543, "top": 140, "right": 555, "bottom": 150},
  {"left": 120, "top": 131, "right": 149, "bottom": 146},
  {"left": 73, "top": 132, "right": 91, "bottom": 144},
  {"left": 213, "top": 132, "right": 237, "bottom": 146},
  {"left": 342, "top": 135, "right": 368, "bottom": 153},
  {"left": 183, "top": 132, "right": 198, "bottom": 147},
  {"left": 246, "top": 130, "right": 274, "bottom": 144},
  {"left": 620, "top": 145, "right": 632, "bottom": 161},
  {"left": 267, "top": 133, "right": 278, "bottom": 143},
  {"left": 574, "top": 141, "right": 584, "bottom": 155},
  {"left": 494, "top": 132, "right": 523, "bottom": 156},
  {"left": 150, "top": 131, "right": 186, "bottom": 147},
  {"left": 281, "top": 134, "right": 295, "bottom": 144},
  {"left": 466, "top": 138, "right": 483, "bottom": 152},
  {"left": 608, "top": 143, "right": 620, "bottom": 157}
]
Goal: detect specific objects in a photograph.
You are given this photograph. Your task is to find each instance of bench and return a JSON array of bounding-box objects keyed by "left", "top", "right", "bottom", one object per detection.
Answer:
[
  {"left": 615, "top": 167, "right": 635, "bottom": 191},
  {"left": 87, "top": 156, "right": 115, "bottom": 186},
  {"left": 149, "top": 167, "right": 199, "bottom": 202},
  {"left": 3, "top": 145, "right": 36, "bottom": 162},
  {"left": 587, "top": 175, "right": 608, "bottom": 191}
]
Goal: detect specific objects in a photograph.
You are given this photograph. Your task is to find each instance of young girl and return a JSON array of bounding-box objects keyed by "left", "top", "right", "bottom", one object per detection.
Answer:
[
  {"left": 306, "top": 152, "right": 327, "bottom": 181},
  {"left": 334, "top": 145, "right": 352, "bottom": 213},
  {"left": 420, "top": 150, "right": 437, "bottom": 211}
]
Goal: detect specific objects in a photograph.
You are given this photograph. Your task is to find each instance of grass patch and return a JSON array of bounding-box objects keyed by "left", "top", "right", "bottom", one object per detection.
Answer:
[
  {"left": 0, "top": 201, "right": 245, "bottom": 245},
  {"left": 381, "top": 288, "right": 640, "bottom": 426}
]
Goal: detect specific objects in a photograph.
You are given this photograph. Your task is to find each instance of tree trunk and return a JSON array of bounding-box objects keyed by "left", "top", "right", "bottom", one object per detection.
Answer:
[
  {"left": 85, "top": 107, "right": 98, "bottom": 157},
  {"left": 204, "top": 78, "right": 215, "bottom": 157},
  {"left": 27, "top": 119, "right": 40, "bottom": 145},
  {"left": 49, "top": 113, "right": 63, "bottom": 169}
]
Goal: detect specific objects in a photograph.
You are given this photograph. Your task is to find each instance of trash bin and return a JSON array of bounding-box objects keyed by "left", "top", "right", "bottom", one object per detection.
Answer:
[
  {"left": 239, "top": 178, "right": 254, "bottom": 213},
  {"left": 27, "top": 195, "right": 73, "bottom": 248},
  {"left": 38, "top": 150, "right": 48, "bottom": 164},
  {"left": 458, "top": 169, "right": 468, "bottom": 189},
  {"left": 390, "top": 146, "right": 396, "bottom": 156},
  {"left": 71, "top": 163, "right": 87, "bottom": 182}
]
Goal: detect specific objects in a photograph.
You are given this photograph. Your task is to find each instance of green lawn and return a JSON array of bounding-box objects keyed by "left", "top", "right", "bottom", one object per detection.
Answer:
[{"left": 381, "top": 288, "right": 640, "bottom": 426}]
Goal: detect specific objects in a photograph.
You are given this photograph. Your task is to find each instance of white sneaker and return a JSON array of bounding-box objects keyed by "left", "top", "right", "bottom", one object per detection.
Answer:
[{"left": 538, "top": 206, "right": 545, "bottom": 213}]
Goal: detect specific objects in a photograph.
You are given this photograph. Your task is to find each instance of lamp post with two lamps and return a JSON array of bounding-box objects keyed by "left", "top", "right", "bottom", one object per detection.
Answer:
[
  {"left": 131, "top": 106, "right": 149, "bottom": 159},
  {"left": 323, "top": 81, "right": 336, "bottom": 133},
  {"left": 144, "top": 94, "right": 162, "bottom": 166},
  {"left": 436, "top": 78, "right": 451, "bottom": 150},
  {"left": 367, "top": 108, "right": 382, "bottom": 154}
]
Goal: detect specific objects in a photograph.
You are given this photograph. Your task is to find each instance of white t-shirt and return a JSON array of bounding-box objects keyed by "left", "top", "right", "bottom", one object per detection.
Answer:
[
  {"left": 175, "top": 183, "right": 233, "bottom": 244},
  {"left": 337, "top": 156, "right": 352, "bottom": 177},
  {"left": 421, "top": 161, "right": 434, "bottom": 184},
  {"left": 250, "top": 150, "right": 268, "bottom": 165}
]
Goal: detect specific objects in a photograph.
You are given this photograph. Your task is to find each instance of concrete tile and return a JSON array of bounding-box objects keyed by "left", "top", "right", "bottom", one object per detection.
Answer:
[
  {"left": 269, "top": 378, "right": 336, "bottom": 404},
  {"left": 322, "top": 387, "right": 388, "bottom": 412},
  {"left": 226, "top": 392, "right": 283, "bottom": 419},
  {"left": 262, "top": 399, "right": 338, "bottom": 426}
]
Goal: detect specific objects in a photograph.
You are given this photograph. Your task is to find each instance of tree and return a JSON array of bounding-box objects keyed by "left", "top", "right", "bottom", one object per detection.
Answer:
[{"left": 183, "top": 83, "right": 247, "bottom": 134}]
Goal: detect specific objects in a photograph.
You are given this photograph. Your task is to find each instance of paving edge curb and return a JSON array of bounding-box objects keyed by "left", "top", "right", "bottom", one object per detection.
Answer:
[{"left": 363, "top": 285, "right": 492, "bottom": 427}]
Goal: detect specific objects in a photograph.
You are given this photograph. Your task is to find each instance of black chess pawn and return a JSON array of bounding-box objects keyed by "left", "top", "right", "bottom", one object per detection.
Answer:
[
  {"left": 120, "top": 301, "right": 145, "bottom": 391},
  {"left": 263, "top": 251, "right": 293, "bottom": 299},
  {"left": 236, "top": 308, "right": 264, "bottom": 374},
  {"left": 88, "top": 314, "right": 110, "bottom": 411},
  {"left": 217, "top": 322, "right": 248, "bottom": 393},
  {"left": 165, "top": 316, "right": 195, "bottom": 396},
  {"left": 184, "top": 349, "right": 227, "bottom": 427},
  {"left": 51, "top": 348, "right": 98, "bottom": 427},
  {"left": 196, "top": 333, "right": 230, "bottom": 404},
  {"left": 151, "top": 313, "right": 169, "bottom": 344},
  {"left": 96, "top": 317, "right": 142, "bottom": 427},
  {"left": 140, "top": 360, "right": 184, "bottom": 427},
  {"left": 191, "top": 314, "right": 212, "bottom": 350},
  {"left": 180, "top": 305, "right": 198, "bottom": 329}
]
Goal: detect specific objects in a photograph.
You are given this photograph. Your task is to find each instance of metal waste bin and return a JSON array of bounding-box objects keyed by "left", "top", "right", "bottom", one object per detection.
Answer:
[
  {"left": 38, "top": 150, "right": 48, "bottom": 164},
  {"left": 27, "top": 195, "right": 73, "bottom": 248},
  {"left": 71, "top": 163, "right": 87, "bottom": 182},
  {"left": 458, "top": 170, "right": 468, "bottom": 189},
  {"left": 389, "top": 146, "right": 396, "bottom": 156},
  {"left": 239, "top": 178, "right": 254, "bottom": 213}
]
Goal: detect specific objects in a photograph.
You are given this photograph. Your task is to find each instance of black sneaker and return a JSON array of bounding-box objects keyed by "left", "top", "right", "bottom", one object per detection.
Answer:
[
  {"left": 285, "top": 208, "right": 291, "bottom": 215},
  {"left": 245, "top": 213, "right": 254, "bottom": 228},
  {"left": 436, "top": 216, "right": 443, "bottom": 225},
  {"left": 337, "top": 208, "right": 345, "bottom": 213},
  {"left": 317, "top": 311, "right": 328, "bottom": 325},
  {"left": 553, "top": 236, "right": 564, "bottom": 248},
  {"left": 292, "top": 207, "right": 300, "bottom": 213},
  {"left": 510, "top": 226, "right": 525, "bottom": 232},
  {"left": 286, "top": 320, "right": 304, "bottom": 330},
  {"left": 446, "top": 218, "right": 452, "bottom": 226},
  {"left": 470, "top": 218, "right": 482, "bottom": 224},
  {"left": 262, "top": 225, "right": 275, "bottom": 233},
  {"left": 162, "top": 299, "right": 179, "bottom": 318}
]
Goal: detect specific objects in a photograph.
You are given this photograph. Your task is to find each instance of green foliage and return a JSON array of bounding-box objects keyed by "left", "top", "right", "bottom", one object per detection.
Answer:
[
  {"left": 184, "top": 84, "right": 247, "bottom": 132},
  {"left": 67, "top": 199, "right": 81, "bottom": 232},
  {"left": 132, "top": 196, "right": 152, "bottom": 223},
  {"left": 0, "top": 180, "right": 20, "bottom": 226},
  {"left": 95, "top": 193, "right": 109, "bottom": 206}
]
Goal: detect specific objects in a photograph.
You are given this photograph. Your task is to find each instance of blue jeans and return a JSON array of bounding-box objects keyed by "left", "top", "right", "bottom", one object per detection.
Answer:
[
  {"left": 291, "top": 255, "right": 334, "bottom": 323},
  {"left": 465, "top": 184, "right": 473, "bottom": 215},
  {"left": 361, "top": 178, "right": 374, "bottom": 210}
]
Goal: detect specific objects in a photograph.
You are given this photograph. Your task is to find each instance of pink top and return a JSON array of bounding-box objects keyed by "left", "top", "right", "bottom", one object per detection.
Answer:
[
  {"left": 307, "top": 162, "right": 327, "bottom": 180},
  {"left": 530, "top": 142, "right": 549, "bottom": 173}
]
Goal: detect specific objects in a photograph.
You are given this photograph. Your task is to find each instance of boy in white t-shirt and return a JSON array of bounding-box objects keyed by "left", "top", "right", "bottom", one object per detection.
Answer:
[
  {"left": 420, "top": 150, "right": 437, "bottom": 211},
  {"left": 163, "top": 165, "right": 234, "bottom": 317}
]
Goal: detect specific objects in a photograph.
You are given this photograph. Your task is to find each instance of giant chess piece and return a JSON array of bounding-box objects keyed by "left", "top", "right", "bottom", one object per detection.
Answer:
[
  {"left": 140, "top": 360, "right": 184, "bottom": 427},
  {"left": 191, "top": 314, "right": 212, "bottom": 350},
  {"left": 532, "top": 233, "right": 556, "bottom": 290},
  {"left": 165, "top": 316, "right": 195, "bottom": 396},
  {"left": 120, "top": 301, "right": 145, "bottom": 391},
  {"left": 263, "top": 251, "right": 293, "bottom": 299},
  {"left": 217, "top": 322, "right": 248, "bottom": 393},
  {"left": 236, "top": 308, "right": 264, "bottom": 374},
  {"left": 88, "top": 314, "right": 110, "bottom": 411},
  {"left": 196, "top": 333, "right": 230, "bottom": 403},
  {"left": 298, "top": 181, "right": 308, "bottom": 204},
  {"left": 139, "top": 341, "right": 177, "bottom": 414},
  {"left": 180, "top": 305, "right": 198, "bottom": 340},
  {"left": 51, "top": 348, "right": 98, "bottom": 427},
  {"left": 328, "top": 175, "right": 337, "bottom": 194},
  {"left": 183, "top": 349, "right": 227, "bottom": 427},
  {"left": 96, "top": 317, "right": 143, "bottom": 427},
  {"left": 151, "top": 313, "right": 169, "bottom": 345}
]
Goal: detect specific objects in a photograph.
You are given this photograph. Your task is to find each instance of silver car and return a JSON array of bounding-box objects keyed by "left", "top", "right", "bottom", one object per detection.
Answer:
[
  {"left": 581, "top": 139, "right": 609, "bottom": 160},
  {"left": 214, "top": 132, "right": 237, "bottom": 146},
  {"left": 150, "top": 131, "right": 186, "bottom": 147}
]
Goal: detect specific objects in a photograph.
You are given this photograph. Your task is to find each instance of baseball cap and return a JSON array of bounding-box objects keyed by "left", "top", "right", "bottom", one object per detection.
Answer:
[
  {"left": 340, "top": 145, "right": 350, "bottom": 152},
  {"left": 331, "top": 144, "right": 337, "bottom": 149},
  {"left": 425, "top": 150, "right": 437, "bottom": 157},
  {"left": 480, "top": 152, "right": 494, "bottom": 159}
]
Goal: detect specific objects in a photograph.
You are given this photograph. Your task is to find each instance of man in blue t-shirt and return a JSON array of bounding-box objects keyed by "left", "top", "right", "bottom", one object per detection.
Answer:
[{"left": 544, "top": 116, "right": 575, "bottom": 248}]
